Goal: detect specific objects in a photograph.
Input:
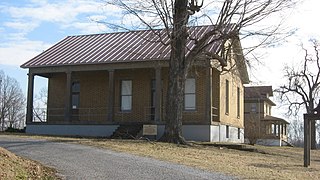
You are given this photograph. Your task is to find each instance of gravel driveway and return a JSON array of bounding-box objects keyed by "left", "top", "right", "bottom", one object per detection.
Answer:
[{"left": 0, "top": 135, "right": 236, "bottom": 180}]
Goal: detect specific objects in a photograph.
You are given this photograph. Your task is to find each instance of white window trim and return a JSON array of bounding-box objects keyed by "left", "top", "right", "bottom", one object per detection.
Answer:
[
  {"left": 121, "top": 80, "right": 132, "bottom": 111},
  {"left": 184, "top": 78, "right": 196, "bottom": 111}
]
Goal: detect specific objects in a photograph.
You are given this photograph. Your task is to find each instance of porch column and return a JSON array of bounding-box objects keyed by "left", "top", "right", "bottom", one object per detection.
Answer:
[
  {"left": 64, "top": 71, "right": 72, "bottom": 121},
  {"left": 284, "top": 124, "right": 287, "bottom": 135},
  {"left": 206, "top": 67, "right": 213, "bottom": 123},
  {"left": 26, "top": 73, "right": 35, "bottom": 124},
  {"left": 155, "top": 67, "right": 162, "bottom": 122},
  {"left": 108, "top": 70, "right": 115, "bottom": 121},
  {"left": 277, "top": 121, "right": 281, "bottom": 137}
]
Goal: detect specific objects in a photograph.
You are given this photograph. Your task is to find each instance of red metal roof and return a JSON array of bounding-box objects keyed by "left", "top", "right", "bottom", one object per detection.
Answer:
[{"left": 21, "top": 25, "right": 234, "bottom": 68}]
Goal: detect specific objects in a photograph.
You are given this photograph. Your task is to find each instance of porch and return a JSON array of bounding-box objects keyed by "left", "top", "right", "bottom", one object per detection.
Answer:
[
  {"left": 258, "top": 115, "right": 290, "bottom": 146},
  {"left": 26, "top": 64, "right": 216, "bottom": 126}
]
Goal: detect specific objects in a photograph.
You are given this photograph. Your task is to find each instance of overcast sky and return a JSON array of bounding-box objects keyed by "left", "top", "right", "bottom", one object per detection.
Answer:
[{"left": 0, "top": 0, "right": 319, "bottom": 118}]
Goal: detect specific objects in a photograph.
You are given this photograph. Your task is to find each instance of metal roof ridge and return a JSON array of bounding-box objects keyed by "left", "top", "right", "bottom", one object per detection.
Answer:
[{"left": 66, "top": 24, "right": 216, "bottom": 38}]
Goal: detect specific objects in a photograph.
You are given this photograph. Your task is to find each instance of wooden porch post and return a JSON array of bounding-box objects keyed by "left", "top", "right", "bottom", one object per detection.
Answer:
[
  {"left": 277, "top": 122, "right": 281, "bottom": 137},
  {"left": 206, "top": 67, "right": 213, "bottom": 123},
  {"left": 108, "top": 70, "right": 115, "bottom": 121},
  {"left": 155, "top": 67, "right": 162, "bottom": 122},
  {"left": 284, "top": 124, "right": 287, "bottom": 135},
  {"left": 26, "top": 73, "right": 35, "bottom": 124},
  {"left": 64, "top": 71, "right": 72, "bottom": 121}
]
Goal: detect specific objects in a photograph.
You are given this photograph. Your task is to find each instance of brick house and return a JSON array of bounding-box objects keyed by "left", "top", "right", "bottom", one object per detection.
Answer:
[
  {"left": 21, "top": 25, "right": 249, "bottom": 142},
  {"left": 244, "top": 86, "right": 290, "bottom": 146}
]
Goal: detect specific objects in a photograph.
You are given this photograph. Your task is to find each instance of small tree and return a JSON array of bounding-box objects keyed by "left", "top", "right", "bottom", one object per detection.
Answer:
[
  {"left": 276, "top": 39, "right": 320, "bottom": 149},
  {"left": 107, "top": 0, "right": 296, "bottom": 144},
  {"left": 244, "top": 115, "right": 260, "bottom": 145},
  {"left": 0, "top": 70, "right": 25, "bottom": 130}
]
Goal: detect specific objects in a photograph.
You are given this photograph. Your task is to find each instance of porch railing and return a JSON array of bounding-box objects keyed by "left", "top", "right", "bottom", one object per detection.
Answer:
[
  {"left": 143, "top": 106, "right": 219, "bottom": 122},
  {"left": 32, "top": 105, "right": 219, "bottom": 123},
  {"left": 32, "top": 107, "right": 108, "bottom": 123}
]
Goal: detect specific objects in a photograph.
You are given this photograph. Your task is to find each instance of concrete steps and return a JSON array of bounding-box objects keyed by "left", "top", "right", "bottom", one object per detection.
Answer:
[{"left": 110, "top": 124, "right": 143, "bottom": 139}]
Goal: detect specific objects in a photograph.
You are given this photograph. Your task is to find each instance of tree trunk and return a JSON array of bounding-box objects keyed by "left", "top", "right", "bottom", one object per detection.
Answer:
[{"left": 159, "top": 0, "right": 189, "bottom": 144}]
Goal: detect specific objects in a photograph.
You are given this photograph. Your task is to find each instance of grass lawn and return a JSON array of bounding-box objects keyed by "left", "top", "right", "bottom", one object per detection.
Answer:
[
  {"left": 0, "top": 146, "right": 57, "bottom": 179},
  {"left": 2, "top": 133, "right": 320, "bottom": 179},
  {"left": 75, "top": 139, "right": 320, "bottom": 179}
]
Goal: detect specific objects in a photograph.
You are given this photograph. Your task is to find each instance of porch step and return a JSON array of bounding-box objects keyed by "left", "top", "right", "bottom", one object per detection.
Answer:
[{"left": 110, "top": 124, "right": 143, "bottom": 139}]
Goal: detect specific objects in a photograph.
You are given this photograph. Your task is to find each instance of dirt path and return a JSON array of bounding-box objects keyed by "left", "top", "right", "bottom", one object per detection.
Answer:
[{"left": 0, "top": 135, "right": 236, "bottom": 179}]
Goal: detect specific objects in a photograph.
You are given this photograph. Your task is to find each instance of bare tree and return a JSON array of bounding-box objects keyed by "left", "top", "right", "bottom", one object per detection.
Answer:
[
  {"left": 33, "top": 87, "right": 48, "bottom": 122},
  {"left": 107, "top": 0, "right": 296, "bottom": 144},
  {"left": 276, "top": 39, "right": 320, "bottom": 149},
  {"left": 244, "top": 115, "right": 260, "bottom": 145},
  {"left": 287, "top": 117, "right": 304, "bottom": 147},
  {"left": 0, "top": 70, "right": 25, "bottom": 130}
]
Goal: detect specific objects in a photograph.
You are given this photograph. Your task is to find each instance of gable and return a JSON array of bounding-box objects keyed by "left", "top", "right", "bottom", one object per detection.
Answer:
[
  {"left": 213, "top": 38, "right": 249, "bottom": 84},
  {"left": 231, "top": 38, "right": 249, "bottom": 84}
]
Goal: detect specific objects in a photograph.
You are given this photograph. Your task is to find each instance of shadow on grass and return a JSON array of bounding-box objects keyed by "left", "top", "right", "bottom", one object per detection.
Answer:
[{"left": 250, "top": 163, "right": 318, "bottom": 172}]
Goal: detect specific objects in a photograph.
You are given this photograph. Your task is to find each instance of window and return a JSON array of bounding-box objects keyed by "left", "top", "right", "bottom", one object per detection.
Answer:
[
  {"left": 121, "top": 80, "right": 132, "bottom": 111},
  {"left": 238, "top": 128, "right": 241, "bottom": 139},
  {"left": 251, "top": 103, "right": 257, "bottom": 112},
  {"left": 72, "top": 82, "right": 80, "bottom": 109},
  {"left": 269, "top": 106, "right": 272, "bottom": 115},
  {"left": 184, "top": 78, "right": 196, "bottom": 110},
  {"left": 226, "top": 125, "right": 229, "bottom": 138},
  {"left": 237, "top": 87, "right": 240, "bottom": 118},
  {"left": 265, "top": 104, "right": 268, "bottom": 115},
  {"left": 225, "top": 80, "right": 229, "bottom": 114}
]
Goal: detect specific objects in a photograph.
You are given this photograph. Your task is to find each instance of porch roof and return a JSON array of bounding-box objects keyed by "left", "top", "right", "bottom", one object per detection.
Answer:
[
  {"left": 263, "top": 115, "right": 290, "bottom": 124},
  {"left": 21, "top": 25, "right": 236, "bottom": 68}
]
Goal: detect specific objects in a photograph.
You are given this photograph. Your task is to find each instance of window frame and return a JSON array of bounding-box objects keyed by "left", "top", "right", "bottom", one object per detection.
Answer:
[
  {"left": 72, "top": 81, "right": 80, "bottom": 109},
  {"left": 237, "top": 87, "right": 240, "bottom": 118},
  {"left": 184, "top": 78, "right": 196, "bottom": 111},
  {"left": 225, "top": 80, "right": 229, "bottom": 115},
  {"left": 226, "top": 125, "right": 230, "bottom": 138},
  {"left": 120, "top": 80, "right": 132, "bottom": 112},
  {"left": 251, "top": 103, "right": 257, "bottom": 112}
]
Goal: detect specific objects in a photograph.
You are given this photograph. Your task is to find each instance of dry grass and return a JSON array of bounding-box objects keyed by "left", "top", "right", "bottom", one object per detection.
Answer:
[
  {"left": 3, "top": 134, "right": 320, "bottom": 179},
  {"left": 77, "top": 139, "right": 320, "bottom": 180},
  {"left": 0, "top": 146, "right": 57, "bottom": 179}
]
